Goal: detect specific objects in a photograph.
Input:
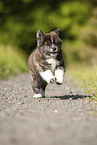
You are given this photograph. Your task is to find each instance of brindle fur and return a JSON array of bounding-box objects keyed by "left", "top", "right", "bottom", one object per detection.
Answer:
[{"left": 28, "top": 29, "right": 66, "bottom": 97}]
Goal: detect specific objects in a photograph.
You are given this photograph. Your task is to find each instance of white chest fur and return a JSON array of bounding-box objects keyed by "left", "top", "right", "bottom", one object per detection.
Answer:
[{"left": 46, "top": 58, "right": 58, "bottom": 72}]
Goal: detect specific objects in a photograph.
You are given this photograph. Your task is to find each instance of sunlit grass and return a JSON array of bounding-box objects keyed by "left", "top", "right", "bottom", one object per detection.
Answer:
[
  {"left": 67, "top": 65, "right": 97, "bottom": 101},
  {"left": 0, "top": 45, "right": 28, "bottom": 79}
]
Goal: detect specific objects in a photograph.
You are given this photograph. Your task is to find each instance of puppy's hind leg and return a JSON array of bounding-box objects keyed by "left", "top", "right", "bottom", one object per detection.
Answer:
[
  {"left": 41, "top": 80, "right": 47, "bottom": 98},
  {"left": 32, "top": 86, "right": 42, "bottom": 99},
  {"left": 33, "top": 93, "right": 42, "bottom": 98},
  {"left": 32, "top": 79, "right": 47, "bottom": 98}
]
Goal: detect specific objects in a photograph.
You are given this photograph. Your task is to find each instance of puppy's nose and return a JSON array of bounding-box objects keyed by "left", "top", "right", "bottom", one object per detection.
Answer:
[{"left": 53, "top": 47, "right": 58, "bottom": 52}]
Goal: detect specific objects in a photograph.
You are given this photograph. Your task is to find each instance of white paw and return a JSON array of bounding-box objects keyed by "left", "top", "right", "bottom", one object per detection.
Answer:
[
  {"left": 40, "top": 70, "right": 55, "bottom": 83},
  {"left": 33, "top": 93, "right": 42, "bottom": 98},
  {"left": 55, "top": 69, "right": 64, "bottom": 84}
]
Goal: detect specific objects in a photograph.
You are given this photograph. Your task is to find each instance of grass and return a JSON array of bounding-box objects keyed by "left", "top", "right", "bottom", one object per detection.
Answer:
[
  {"left": 67, "top": 65, "right": 97, "bottom": 101},
  {"left": 0, "top": 45, "right": 28, "bottom": 79}
]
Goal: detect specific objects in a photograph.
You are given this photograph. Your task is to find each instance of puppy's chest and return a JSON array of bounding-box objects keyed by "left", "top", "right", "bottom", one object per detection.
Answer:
[{"left": 46, "top": 58, "right": 58, "bottom": 72}]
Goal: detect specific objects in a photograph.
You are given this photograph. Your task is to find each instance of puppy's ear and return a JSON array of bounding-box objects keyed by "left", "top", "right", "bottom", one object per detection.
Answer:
[
  {"left": 36, "top": 30, "right": 45, "bottom": 47},
  {"left": 54, "top": 29, "right": 61, "bottom": 36}
]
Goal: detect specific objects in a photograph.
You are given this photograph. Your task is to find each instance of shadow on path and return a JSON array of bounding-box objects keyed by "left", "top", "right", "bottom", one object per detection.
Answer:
[{"left": 51, "top": 94, "right": 92, "bottom": 100}]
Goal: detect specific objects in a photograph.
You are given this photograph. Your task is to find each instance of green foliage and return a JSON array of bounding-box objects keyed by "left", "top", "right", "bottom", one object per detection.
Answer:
[
  {"left": 79, "top": 8, "right": 97, "bottom": 48},
  {"left": 68, "top": 66, "right": 97, "bottom": 101},
  {"left": 49, "top": 1, "right": 90, "bottom": 29},
  {"left": 0, "top": 0, "right": 92, "bottom": 49},
  {"left": 0, "top": 0, "right": 97, "bottom": 78},
  {"left": 0, "top": 45, "right": 28, "bottom": 79}
]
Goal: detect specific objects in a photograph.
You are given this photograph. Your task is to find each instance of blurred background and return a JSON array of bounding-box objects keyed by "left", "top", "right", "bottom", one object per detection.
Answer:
[{"left": 0, "top": 0, "right": 97, "bottom": 79}]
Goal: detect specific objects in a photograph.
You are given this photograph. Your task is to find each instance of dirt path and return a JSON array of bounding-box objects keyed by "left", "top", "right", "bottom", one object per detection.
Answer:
[{"left": 0, "top": 74, "right": 97, "bottom": 145}]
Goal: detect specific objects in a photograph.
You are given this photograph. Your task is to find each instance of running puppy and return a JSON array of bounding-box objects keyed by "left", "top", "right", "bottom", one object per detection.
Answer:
[{"left": 28, "top": 29, "right": 66, "bottom": 98}]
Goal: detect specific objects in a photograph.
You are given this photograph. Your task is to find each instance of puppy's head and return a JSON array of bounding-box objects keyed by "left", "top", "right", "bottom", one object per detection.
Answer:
[{"left": 36, "top": 29, "right": 62, "bottom": 58}]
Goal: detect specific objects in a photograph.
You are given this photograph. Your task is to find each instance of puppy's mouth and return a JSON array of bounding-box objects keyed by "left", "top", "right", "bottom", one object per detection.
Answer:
[
  {"left": 47, "top": 51, "right": 57, "bottom": 57},
  {"left": 51, "top": 51, "right": 57, "bottom": 55}
]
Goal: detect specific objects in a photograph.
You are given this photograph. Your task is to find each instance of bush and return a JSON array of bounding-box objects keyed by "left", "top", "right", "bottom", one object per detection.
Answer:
[
  {"left": 0, "top": 1, "right": 91, "bottom": 49},
  {"left": 0, "top": 0, "right": 97, "bottom": 77},
  {"left": 0, "top": 45, "right": 28, "bottom": 79}
]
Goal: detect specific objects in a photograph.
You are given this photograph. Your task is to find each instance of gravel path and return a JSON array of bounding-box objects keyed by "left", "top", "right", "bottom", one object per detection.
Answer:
[{"left": 0, "top": 74, "right": 97, "bottom": 145}]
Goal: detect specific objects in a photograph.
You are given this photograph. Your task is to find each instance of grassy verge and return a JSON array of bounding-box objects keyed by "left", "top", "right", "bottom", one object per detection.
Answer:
[
  {"left": 67, "top": 65, "right": 97, "bottom": 101},
  {"left": 0, "top": 45, "right": 28, "bottom": 79}
]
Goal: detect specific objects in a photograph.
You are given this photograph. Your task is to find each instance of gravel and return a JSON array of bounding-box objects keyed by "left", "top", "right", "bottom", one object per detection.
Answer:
[{"left": 0, "top": 74, "right": 97, "bottom": 145}]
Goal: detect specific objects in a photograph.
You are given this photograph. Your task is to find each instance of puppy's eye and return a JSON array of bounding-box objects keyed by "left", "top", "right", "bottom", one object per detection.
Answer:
[
  {"left": 44, "top": 41, "right": 51, "bottom": 45},
  {"left": 45, "top": 42, "right": 48, "bottom": 45},
  {"left": 55, "top": 42, "right": 61, "bottom": 45}
]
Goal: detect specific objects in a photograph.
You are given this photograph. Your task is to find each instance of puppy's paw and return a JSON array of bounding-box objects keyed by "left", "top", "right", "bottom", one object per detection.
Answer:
[
  {"left": 33, "top": 93, "right": 42, "bottom": 98},
  {"left": 56, "top": 81, "right": 62, "bottom": 85},
  {"left": 40, "top": 70, "right": 55, "bottom": 84},
  {"left": 55, "top": 69, "right": 64, "bottom": 85},
  {"left": 55, "top": 76, "right": 63, "bottom": 85}
]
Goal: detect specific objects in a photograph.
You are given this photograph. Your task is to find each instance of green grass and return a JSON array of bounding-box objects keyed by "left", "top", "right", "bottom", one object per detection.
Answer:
[
  {"left": 67, "top": 65, "right": 97, "bottom": 101},
  {"left": 0, "top": 45, "right": 28, "bottom": 79}
]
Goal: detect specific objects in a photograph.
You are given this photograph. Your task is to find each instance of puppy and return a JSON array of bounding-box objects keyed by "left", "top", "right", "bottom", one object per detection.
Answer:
[{"left": 28, "top": 29, "right": 66, "bottom": 98}]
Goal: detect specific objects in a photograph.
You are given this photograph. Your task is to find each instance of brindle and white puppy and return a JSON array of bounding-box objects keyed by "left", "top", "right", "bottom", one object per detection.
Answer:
[{"left": 28, "top": 29, "right": 66, "bottom": 98}]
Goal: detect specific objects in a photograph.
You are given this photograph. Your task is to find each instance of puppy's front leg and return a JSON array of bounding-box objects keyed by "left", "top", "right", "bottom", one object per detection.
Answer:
[
  {"left": 40, "top": 70, "right": 55, "bottom": 83},
  {"left": 55, "top": 69, "right": 64, "bottom": 85}
]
